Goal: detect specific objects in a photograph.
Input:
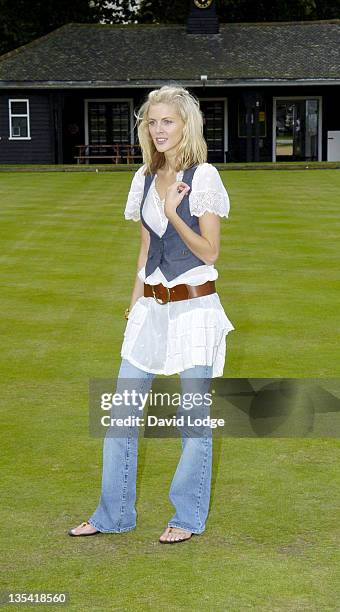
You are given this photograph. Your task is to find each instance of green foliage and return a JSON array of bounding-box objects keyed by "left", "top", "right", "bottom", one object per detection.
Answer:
[
  {"left": 1, "top": 0, "right": 339, "bottom": 56},
  {"left": 99, "top": 0, "right": 140, "bottom": 24},
  {"left": 0, "top": 0, "right": 137, "bottom": 55},
  {"left": 216, "top": 0, "right": 340, "bottom": 21},
  {"left": 136, "top": 0, "right": 340, "bottom": 23},
  {"left": 137, "top": 0, "right": 190, "bottom": 23},
  {"left": 0, "top": 0, "right": 81, "bottom": 54}
]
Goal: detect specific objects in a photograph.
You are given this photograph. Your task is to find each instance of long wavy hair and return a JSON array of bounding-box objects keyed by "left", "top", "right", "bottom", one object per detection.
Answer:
[{"left": 134, "top": 85, "right": 207, "bottom": 175}]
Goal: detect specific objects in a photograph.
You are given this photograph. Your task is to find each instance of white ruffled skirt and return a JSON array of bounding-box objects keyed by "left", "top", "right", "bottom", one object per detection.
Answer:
[{"left": 120, "top": 293, "right": 235, "bottom": 378}]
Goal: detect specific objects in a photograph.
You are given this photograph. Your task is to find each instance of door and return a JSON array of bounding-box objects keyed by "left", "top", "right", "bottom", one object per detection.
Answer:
[
  {"left": 327, "top": 131, "right": 340, "bottom": 161},
  {"left": 275, "top": 99, "right": 319, "bottom": 161},
  {"left": 200, "top": 100, "right": 225, "bottom": 163},
  {"left": 87, "top": 101, "right": 131, "bottom": 162}
]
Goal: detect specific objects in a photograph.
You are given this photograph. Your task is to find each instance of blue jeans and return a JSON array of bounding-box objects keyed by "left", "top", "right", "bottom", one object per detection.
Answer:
[{"left": 88, "top": 358, "right": 213, "bottom": 535}]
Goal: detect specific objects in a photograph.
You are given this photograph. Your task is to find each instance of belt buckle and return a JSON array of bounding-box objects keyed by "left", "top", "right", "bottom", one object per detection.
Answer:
[{"left": 152, "top": 285, "right": 171, "bottom": 304}]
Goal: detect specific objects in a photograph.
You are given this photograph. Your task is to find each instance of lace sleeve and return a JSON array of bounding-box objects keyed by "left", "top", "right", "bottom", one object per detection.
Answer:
[
  {"left": 189, "top": 163, "right": 230, "bottom": 218},
  {"left": 124, "top": 165, "right": 146, "bottom": 221}
]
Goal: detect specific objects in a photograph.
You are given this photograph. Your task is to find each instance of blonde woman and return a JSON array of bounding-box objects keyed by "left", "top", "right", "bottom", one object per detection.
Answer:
[{"left": 69, "top": 85, "right": 235, "bottom": 543}]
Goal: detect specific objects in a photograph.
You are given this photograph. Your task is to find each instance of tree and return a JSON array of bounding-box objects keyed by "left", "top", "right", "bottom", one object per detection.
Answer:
[
  {"left": 104, "top": 0, "right": 140, "bottom": 23},
  {"left": 1, "top": 0, "right": 339, "bottom": 57},
  {"left": 215, "top": 0, "right": 340, "bottom": 21},
  {"left": 312, "top": 0, "right": 340, "bottom": 18},
  {"left": 137, "top": 0, "right": 190, "bottom": 23},
  {"left": 136, "top": 0, "right": 340, "bottom": 23},
  {"left": 0, "top": 0, "right": 138, "bottom": 56}
]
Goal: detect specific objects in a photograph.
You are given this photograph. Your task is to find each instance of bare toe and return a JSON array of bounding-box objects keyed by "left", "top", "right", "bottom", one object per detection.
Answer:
[
  {"left": 68, "top": 521, "right": 99, "bottom": 536},
  {"left": 159, "top": 527, "right": 172, "bottom": 542},
  {"left": 159, "top": 527, "right": 192, "bottom": 543}
]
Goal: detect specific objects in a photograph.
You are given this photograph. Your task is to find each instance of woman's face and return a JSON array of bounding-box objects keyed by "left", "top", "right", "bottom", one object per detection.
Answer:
[{"left": 147, "top": 103, "right": 185, "bottom": 157}]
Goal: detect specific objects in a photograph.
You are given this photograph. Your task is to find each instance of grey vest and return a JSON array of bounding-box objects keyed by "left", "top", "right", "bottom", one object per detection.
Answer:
[{"left": 140, "top": 164, "right": 205, "bottom": 282}]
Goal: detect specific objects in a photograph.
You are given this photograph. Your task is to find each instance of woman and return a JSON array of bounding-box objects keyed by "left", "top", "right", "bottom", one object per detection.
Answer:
[{"left": 69, "top": 85, "right": 235, "bottom": 543}]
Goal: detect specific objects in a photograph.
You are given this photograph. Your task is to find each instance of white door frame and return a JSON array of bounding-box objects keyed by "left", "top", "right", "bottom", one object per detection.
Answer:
[
  {"left": 84, "top": 98, "right": 134, "bottom": 146},
  {"left": 272, "top": 96, "right": 322, "bottom": 162}
]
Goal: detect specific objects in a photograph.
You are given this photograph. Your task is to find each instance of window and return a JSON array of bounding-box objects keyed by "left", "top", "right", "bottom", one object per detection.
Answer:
[
  {"left": 238, "top": 100, "right": 266, "bottom": 138},
  {"left": 88, "top": 101, "right": 130, "bottom": 146},
  {"left": 9, "top": 99, "right": 30, "bottom": 139}
]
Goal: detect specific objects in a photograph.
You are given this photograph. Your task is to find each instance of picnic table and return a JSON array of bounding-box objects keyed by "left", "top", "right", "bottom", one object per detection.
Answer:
[{"left": 74, "top": 144, "right": 142, "bottom": 164}]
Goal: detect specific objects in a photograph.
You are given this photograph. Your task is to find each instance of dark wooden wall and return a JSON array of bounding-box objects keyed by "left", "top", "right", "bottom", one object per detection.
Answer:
[
  {"left": 0, "top": 92, "right": 56, "bottom": 164},
  {"left": 0, "top": 86, "right": 339, "bottom": 164}
]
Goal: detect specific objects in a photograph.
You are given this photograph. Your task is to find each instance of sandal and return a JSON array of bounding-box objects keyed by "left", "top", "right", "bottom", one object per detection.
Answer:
[
  {"left": 159, "top": 526, "right": 193, "bottom": 544},
  {"left": 68, "top": 521, "right": 100, "bottom": 537}
]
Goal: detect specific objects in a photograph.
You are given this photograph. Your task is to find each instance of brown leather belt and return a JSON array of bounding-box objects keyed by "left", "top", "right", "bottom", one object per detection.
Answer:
[{"left": 144, "top": 280, "right": 216, "bottom": 304}]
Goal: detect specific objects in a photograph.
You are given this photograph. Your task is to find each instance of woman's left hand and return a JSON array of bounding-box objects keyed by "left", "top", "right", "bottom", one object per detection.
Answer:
[{"left": 164, "top": 182, "right": 190, "bottom": 220}]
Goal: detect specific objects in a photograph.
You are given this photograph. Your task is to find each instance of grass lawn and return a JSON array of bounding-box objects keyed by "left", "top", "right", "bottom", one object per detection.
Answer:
[{"left": 1, "top": 169, "right": 340, "bottom": 610}]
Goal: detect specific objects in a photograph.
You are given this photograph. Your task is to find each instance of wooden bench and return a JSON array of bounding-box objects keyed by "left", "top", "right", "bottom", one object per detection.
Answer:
[
  {"left": 74, "top": 144, "right": 121, "bottom": 164},
  {"left": 120, "top": 144, "right": 143, "bottom": 164},
  {"left": 74, "top": 144, "right": 144, "bottom": 165}
]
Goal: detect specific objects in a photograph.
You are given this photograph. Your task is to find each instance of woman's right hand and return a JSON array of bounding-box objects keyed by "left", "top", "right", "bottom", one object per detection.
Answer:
[{"left": 164, "top": 182, "right": 190, "bottom": 220}]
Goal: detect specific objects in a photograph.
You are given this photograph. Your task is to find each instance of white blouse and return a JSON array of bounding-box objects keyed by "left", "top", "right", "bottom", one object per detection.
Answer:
[{"left": 121, "top": 163, "right": 235, "bottom": 377}]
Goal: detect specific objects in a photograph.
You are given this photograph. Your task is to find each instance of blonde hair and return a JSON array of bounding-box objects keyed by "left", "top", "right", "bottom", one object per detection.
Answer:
[{"left": 134, "top": 85, "right": 207, "bottom": 175}]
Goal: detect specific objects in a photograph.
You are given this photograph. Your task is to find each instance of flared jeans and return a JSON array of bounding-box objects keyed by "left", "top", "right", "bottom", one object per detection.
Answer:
[{"left": 89, "top": 358, "right": 213, "bottom": 535}]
